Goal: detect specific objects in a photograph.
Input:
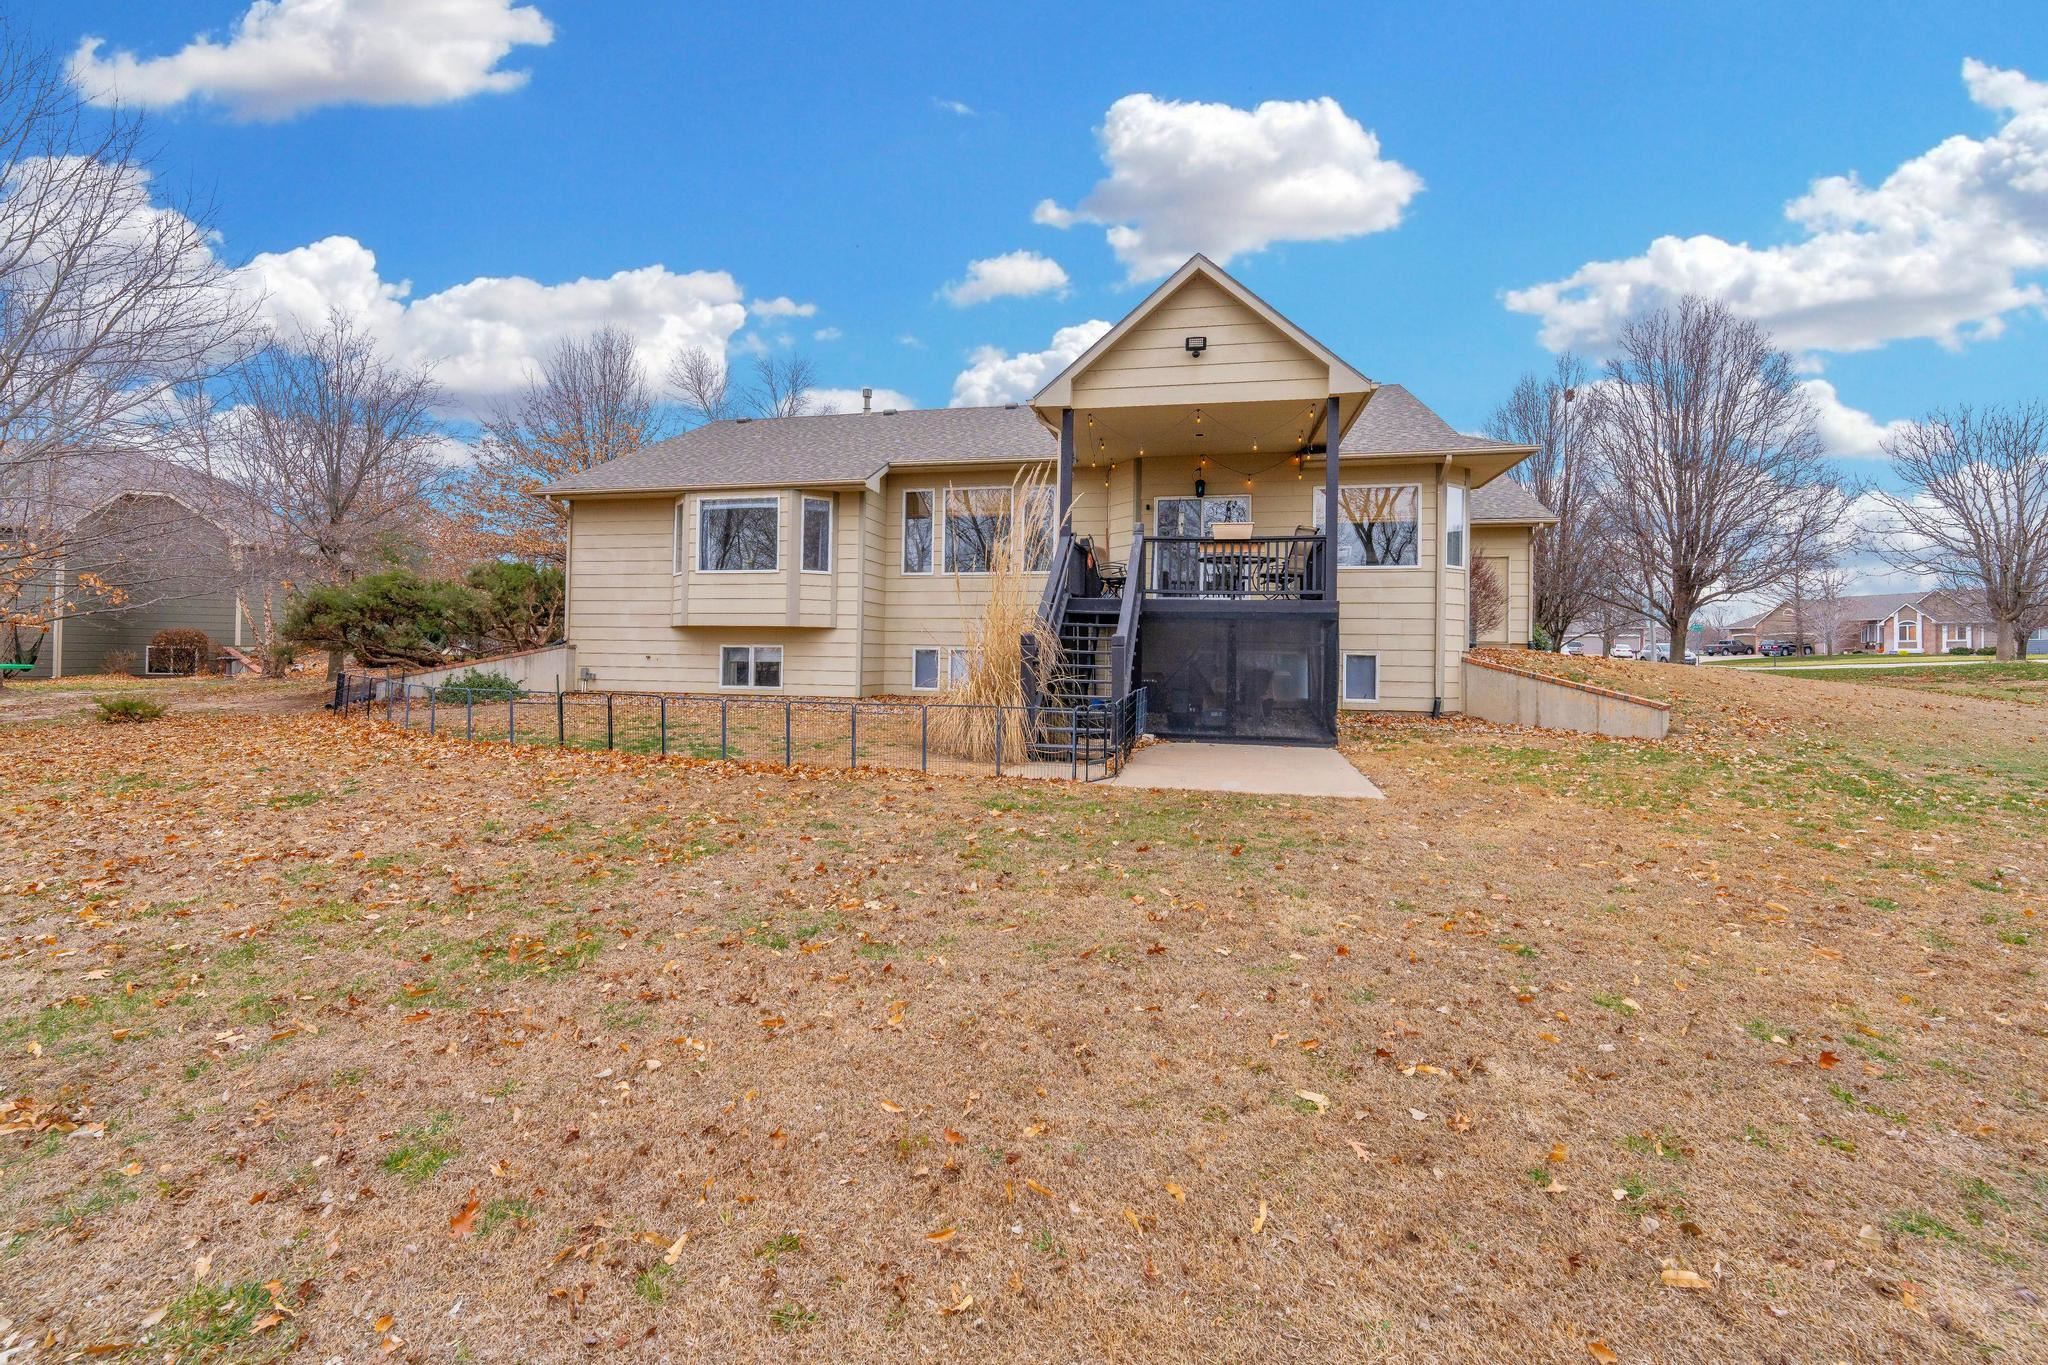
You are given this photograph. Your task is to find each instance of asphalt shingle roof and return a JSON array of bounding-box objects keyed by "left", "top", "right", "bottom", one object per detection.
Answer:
[
  {"left": 547, "top": 383, "right": 1535, "bottom": 497},
  {"left": 1468, "top": 478, "right": 1554, "bottom": 523}
]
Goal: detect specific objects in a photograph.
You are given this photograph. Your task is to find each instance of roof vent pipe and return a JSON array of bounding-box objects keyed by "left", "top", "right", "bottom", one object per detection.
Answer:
[{"left": 862, "top": 386, "right": 872, "bottom": 414}]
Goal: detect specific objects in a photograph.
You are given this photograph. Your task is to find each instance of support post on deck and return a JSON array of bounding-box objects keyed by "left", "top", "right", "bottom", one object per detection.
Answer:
[
  {"left": 1057, "top": 407, "right": 1075, "bottom": 525},
  {"left": 1322, "top": 394, "right": 1341, "bottom": 600}
]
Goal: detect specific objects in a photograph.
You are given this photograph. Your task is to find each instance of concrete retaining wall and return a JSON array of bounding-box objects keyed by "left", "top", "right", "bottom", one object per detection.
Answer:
[
  {"left": 384, "top": 643, "right": 577, "bottom": 697},
  {"left": 1462, "top": 655, "right": 1670, "bottom": 740}
]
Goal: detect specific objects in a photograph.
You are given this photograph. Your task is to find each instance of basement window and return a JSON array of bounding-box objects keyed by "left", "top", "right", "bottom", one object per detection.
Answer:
[
  {"left": 1342, "top": 653, "right": 1379, "bottom": 703},
  {"left": 720, "top": 645, "right": 783, "bottom": 689}
]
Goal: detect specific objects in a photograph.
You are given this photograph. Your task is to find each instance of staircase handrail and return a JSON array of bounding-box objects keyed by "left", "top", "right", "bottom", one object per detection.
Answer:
[{"left": 1108, "top": 526, "right": 1144, "bottom": 702}]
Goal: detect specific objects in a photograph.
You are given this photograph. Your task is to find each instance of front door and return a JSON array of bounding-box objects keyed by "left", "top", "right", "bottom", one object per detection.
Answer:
[{"left": 1154, "top": 496, "right": 1251, "bottom": 593}]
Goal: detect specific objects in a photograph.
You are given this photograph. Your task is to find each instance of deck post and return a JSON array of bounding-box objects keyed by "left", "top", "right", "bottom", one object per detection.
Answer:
[
  {"left": 1057, "top": 407, "right": 1075, "bottom": 524},
  {"left": 1322, "top": 394, "right": 1341, "bottom": 601}
]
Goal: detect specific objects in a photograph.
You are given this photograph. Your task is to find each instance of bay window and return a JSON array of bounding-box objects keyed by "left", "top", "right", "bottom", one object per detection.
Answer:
[
  {"left": 1314, "top": 485, "right": 1421, "bottom": 567},
  {"left": 698, "top": 496, "right": 779, "bottom": 572}
]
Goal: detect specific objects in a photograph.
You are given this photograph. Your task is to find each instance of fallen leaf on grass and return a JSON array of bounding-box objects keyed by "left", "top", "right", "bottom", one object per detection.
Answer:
[
  {"left": 1294, "top": 1090, "right": 1329, "bottom": 1113},
  {"left": 448, "top": 1190, "right": 480, "bottom": 1239},
  {"left": 1659, "top": 1263, "right": 1712, "bottom": 1291},
  {"left": 1164, "top": 1182, "right": 1186, "bottom": 1203},
  {"left": 1816, "top": 1051, "right": 1839, "bottom": 1069},
  {"left": 1024, "top": 1179, "right": 1054, "bottom": 1199},
  {"left": 879, "top": 1100, "right": 905, "bottom": 1114},
  {"left": 1345, "top": 1139, "right": 1373, "bottom": 1162},
  {"left": 662, "top": 1232, "right": 688, "bottom": 1265},
  {"left": 926, "top": 1227, "right": 956, "bottom": 1244},
  {"left": 1250, "top": 1199, "right": 1268, "bottom": 1235},
  {"left": 1587, "top": 1342, "right": 1619, "bottom": 1363},
  {"left": 373, "top": 1314, "right": 394, "bottom": 1333}
]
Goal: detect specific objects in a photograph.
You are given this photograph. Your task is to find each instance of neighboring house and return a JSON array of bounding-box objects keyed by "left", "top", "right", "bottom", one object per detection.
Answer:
[
  {"left": 547, "top": 255, "right": 1550, "bottom": 745},
  {"left": 4, "top": 451, "right": 274, "bottom": 678},
  {"left": 1727, "top": 589, "right": 1998, "bottom": 655}
]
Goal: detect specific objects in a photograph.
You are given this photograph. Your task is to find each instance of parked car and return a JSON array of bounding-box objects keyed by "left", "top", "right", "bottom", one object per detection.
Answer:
[
  {"left": 1608, "top": 645, "right": 1637, "bottom": 660},
  {"left": 1653, "top": 643, "right": 1700, "bottom": 665},
  {"left": 1561, "top": 642, "right": 1585, "bottom": 656},
  {"left": 1758, "top": 641, "right": 1814, "bottom": 657},
  {"left": 1703, "top": 640, "right": 1747, "bottom": 656}
]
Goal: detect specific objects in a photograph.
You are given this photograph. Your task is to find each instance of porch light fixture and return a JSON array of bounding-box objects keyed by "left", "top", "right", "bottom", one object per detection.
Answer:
[
  {"left": 1185, "top": 335, "right": 1207, "bottom": 357},
  {"left": 1194, "top": 477, "right": 1206, "bottom": 498}
]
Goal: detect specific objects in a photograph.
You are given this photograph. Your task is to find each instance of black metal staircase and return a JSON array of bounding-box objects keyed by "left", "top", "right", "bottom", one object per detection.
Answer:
[{"left": 1023, "top": 532, "right": 1145, "bottom": 768}]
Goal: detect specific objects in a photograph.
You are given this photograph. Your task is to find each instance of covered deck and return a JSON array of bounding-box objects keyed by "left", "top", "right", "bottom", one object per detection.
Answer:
[{"left": 1023, "top": 256, "right": 1381, "bottom": 745}]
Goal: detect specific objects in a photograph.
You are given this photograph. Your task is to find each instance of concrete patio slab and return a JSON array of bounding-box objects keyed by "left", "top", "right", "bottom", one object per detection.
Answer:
[{"left": 1109, "top": 741, "right": 1384, "bottom": 799}]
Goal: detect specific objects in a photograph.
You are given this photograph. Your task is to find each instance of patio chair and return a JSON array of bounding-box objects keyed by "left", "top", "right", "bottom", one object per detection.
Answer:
[
  {"left": 1098, "top": 561, "right": 1127, "bottom": 596},
  {"left": 1256, "top": 531, "right": 1315, "bottom": 597}
]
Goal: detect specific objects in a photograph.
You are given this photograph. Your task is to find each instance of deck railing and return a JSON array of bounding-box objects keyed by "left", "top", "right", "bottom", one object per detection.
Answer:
[{"left": 1140, "top": 534, "right": 1327, "bottom": 600}]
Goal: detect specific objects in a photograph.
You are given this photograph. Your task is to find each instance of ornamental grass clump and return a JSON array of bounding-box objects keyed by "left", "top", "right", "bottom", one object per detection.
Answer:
[{"left": 927, "top": 471, "right": 1060, "bottom": 763}]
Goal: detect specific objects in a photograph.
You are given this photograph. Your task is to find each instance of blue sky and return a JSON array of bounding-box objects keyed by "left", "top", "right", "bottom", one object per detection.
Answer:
[{"left": 30, "top": 0, "right": 2048, "bottom": 479}]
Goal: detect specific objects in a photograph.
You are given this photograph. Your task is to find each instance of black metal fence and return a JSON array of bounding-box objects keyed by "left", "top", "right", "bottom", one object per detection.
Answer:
[{"left": 332, "top": 673, "right": 1146, "bottom": 782}]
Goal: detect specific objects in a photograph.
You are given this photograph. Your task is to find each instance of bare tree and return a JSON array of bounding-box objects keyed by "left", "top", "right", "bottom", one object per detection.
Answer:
[
  {"left": 1467, "top": 554, "right": 1507, "bottom": 646},
  {"left": 452, "top": 326, "right": 662, "bottom": 567},
  {"left": 0, "top": 27, "right": 257, "bottom": 657},
  {"left": 747, "top": 352, "right": 817, "bottom": 419},
  {"left": 669, "top": 348, "right": 819, "bottom": 425},
  {"left": 1807, "top": 565, "right": 1856, "bottom": 655},
  {"left": 1485, "top": 353, "right": 1605, "bottom": 649},
  {"left": 222, "top": 311, "right": 447, "bottom": 590},
  {"left": 1586, "top": 296, "right": 1849, "bottom": 660},
  {"left": 1875, "top": 404, "right": 2048, "bottom": 659},
  {"left": 668, "top": 345, "right": 736, "bottom": 427}
]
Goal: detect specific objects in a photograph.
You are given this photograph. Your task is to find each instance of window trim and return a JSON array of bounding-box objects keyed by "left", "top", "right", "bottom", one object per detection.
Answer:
[
  {"left": 672, "top": 498, "right": 688, "bottom": 576},
  {"left": 718, "top": 643, "right": 785, "bottom": 690},
  {"left": 800, "top": 494, "right": 833, "bottom": 574},
  {"left": 902, "top": 487, "right": 935, "bottom": 576},
  {"left": 1313, "top": 483, "right": 1424, "bottom": 570},
  {"left": 696, "top": 494, "right": 781, "bottom": 574},
  {"left": 910, "top": 647, "right": 940, "bottom": 693},
  {"left": 942, "top": 484, "right": 1015, "bottom": 577},
  {"left": 1444, "top": 483, "right": 1468, "bottom": 570},
  {"left": 1342, "top": 652, "right": 1381, "bottom": 703}
]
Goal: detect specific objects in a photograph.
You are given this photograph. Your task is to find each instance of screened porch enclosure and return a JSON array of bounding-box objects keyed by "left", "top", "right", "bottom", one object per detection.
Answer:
[{"left": 1134, "top": 603, "right": 1338, "bottom": 745}]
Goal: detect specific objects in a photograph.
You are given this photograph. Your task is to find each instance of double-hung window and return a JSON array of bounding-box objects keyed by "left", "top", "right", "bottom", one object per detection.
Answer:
[
  {"left": 720, "top": 645, "right": 783, "bottom": 689},
  {"left": 944, "top": 487, "right": 1011, "bottom": 574},
  {"left": 698, "top": 496, "right": 779, "bottom": 572},
  {"left": 903, "top": 490, "right": 934, "bottom": 574},
  {"left": 1314, "top": 485, "right": 1420, "bottom": 567},
  {"left": 801, "top": 495, "right": 832, "bottom": 573},
  {"left": 1444, "top": 484, "right": 1468, "bottom": 569},
  {"left": 911, "top": 647, "right": 940, "bottom": 692}
]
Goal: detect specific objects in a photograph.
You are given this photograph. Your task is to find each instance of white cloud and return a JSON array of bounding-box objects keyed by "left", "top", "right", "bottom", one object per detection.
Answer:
[
  {"left": 749, "top": 296, "right": 817, "bottom": 319},
  {"left": 69, "top": 0, "right": 554, "bottom": 121},
  {"left": 1506, "top": 59, "right": 2048, "bottom": 354},
  {"left": 933, "top": 98, "right": 976, "bottom": 118},
  {"left": 811, "top": 387, "right": 918, "bottom": 415},
  {"left": 237, "top": 235, "right": 748, "bottom": 403},
  {"left": 940, "top": 250, "right": 1070, "bottom": 306},
  {"left": 812, "top": 325, "right": 843, "bottom": 342},
  {"left": 949, "top": 320, "right": 1112, "bottom": 407},
  {"left": 1036, "top": 94, "right": 1422, "bottom": 281},
  {"left": 1800, "top": 379, "right": 1913, "bottom": 460}
]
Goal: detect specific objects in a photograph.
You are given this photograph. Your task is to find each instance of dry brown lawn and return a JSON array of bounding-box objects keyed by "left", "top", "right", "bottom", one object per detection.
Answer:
[{"left": 1, "top": 661, "right": 2043, "bottom": 1362}]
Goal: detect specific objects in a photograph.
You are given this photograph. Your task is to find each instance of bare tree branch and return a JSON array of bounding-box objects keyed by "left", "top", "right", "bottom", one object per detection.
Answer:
[
  {"left": 451, "top": 325, "right": 662, "bottom": 567},
  {"left": 1485, "top": 353, "right": 1606, "bottom": 648},
  {"left": 667, "top": 345, "right": 735, "bottom": 428},
  {"left": 1874, "top": 404, "right": 2048, "bottom": 659}
]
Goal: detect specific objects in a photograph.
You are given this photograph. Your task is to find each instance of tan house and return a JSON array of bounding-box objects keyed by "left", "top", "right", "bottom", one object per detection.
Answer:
[
  {"left": 1728, "top": 589, "right": 1997, "bottom": 655},
  {"left": 548, "top": 256, "right": 1549, "bottom": 745}
]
